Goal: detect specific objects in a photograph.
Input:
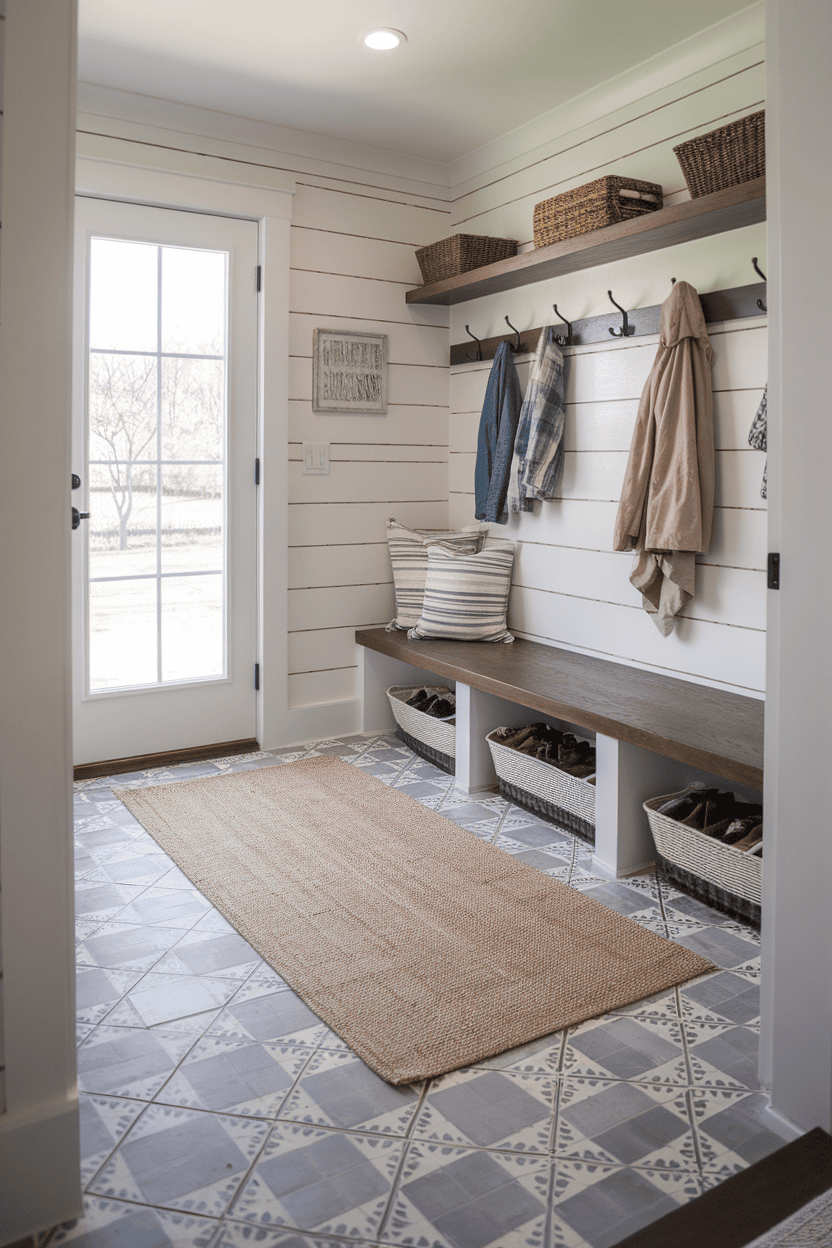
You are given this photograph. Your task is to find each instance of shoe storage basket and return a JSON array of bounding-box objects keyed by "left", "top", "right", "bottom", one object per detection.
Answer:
[
  {"left": 387, "top": 686, "right": 456, "bottom": 775},
  {"left": 644, "top": 791, "right": 762, "bottom": 928},
  {"left": 486, "top": 728, "right": 595, "bottom": 843},
  {"left": 533, "top": 175, "right": 663, "bottom": 248}
]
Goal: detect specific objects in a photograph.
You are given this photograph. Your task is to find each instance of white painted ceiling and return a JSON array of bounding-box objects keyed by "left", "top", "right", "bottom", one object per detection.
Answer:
[{"left": 78, "top": 0, "right": 755, "bottom": 162}]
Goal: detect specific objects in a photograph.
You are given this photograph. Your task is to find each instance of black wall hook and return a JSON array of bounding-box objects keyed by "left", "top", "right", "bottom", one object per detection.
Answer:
[
  {"left": 465, "top": 324, "right": 483, "bottom": 361},
  {"left": 608, "top": 290, "right": 634, "bottom": 337},
  {"left": 504, "top": 316, "right": 527, "bottom": 353},
  {"left": 552, "top": 304, "right": 573, "bottom": 346},
  {"left": 752, "top": 257, "right": 767, "bottom": 312}
]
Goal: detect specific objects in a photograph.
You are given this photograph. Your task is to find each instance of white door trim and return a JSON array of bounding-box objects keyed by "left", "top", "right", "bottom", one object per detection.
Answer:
[{"left": 75, "top": 156, "right": 293, "bottom": 751}]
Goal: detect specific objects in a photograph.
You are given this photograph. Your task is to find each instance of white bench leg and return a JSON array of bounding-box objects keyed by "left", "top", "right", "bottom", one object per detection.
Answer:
[
  {"left": 454, "top": 685, "right": 534, "bottom": 795},
  {"left": 358, "top": 646, "right": 443, "bottom": 734},
  {"left": 593, "top": 735, "right": 731, "bottom": 878}
]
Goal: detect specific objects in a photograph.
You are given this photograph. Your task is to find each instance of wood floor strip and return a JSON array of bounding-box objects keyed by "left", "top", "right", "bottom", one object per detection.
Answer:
[{"left": 73, "top": 738, "right": 260, "bottom": 781}]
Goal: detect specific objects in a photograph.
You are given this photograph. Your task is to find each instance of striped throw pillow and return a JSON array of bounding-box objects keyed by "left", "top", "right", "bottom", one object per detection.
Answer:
[
  {"left": 386, "top": 518, "right": 488, "bottom": 631},
  {"left": 408, "top": 538, "right": 516, "bottom": 643}
]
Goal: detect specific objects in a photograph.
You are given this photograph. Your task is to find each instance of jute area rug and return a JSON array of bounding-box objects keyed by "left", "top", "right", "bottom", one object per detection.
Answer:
[{"left": 115, "top": 756, "right": 714, "bottom": 1085}]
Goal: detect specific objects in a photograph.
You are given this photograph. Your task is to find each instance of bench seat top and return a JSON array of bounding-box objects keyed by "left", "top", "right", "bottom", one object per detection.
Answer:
[{"left": 356, "top": 627, "right": 764, "bottom": 790}]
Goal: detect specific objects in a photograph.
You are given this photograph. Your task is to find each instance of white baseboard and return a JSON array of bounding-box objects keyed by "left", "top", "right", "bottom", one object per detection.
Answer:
[
  {"left": 762, "top": 1099, "right": 807, "bottom": 1142},
  {"left": 591, "top": 854, "right": 655, "bottom": 879},
  {"left": 285, "top": 699, "right": 360, "bottom": 747}
]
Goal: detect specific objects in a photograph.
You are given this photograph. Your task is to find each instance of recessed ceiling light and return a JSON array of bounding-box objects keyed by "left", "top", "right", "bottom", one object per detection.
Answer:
[{"left": 361, "top": 28, "right": 407, "bottom": 51}]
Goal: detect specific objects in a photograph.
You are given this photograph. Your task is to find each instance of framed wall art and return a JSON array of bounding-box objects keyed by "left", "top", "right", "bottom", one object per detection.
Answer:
[{"left": 312, "top": 328, "right": 388, "bottom": 414}]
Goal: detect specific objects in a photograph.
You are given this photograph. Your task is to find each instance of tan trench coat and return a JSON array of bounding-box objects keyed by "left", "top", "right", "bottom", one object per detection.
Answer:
[{"left": 613, "top": 280, "right": 715, "bottom": 636}]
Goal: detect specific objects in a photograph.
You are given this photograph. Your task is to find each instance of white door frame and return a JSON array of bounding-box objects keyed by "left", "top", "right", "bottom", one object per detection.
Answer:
[
  {"left": 75, "top": 156, "right": 294, "bottom": 753},
  {"left": 0, "top": 1, "right": 82, "bottom": 1239}
]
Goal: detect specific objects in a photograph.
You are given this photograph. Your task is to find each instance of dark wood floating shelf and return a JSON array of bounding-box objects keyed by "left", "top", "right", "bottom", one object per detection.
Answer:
[
  {"left": 406, "top": 178, "right": 766, "bottom": 307},
  {"left": 357, "top": 627, "right": 764, "bottom": 790}
]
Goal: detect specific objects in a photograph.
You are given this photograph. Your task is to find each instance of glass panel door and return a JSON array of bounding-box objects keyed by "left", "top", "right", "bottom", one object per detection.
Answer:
[
  {"left": 87, "top": 238, "right": 227, "bottom": 691},
  {"left": 72, "top": 199, "right": 258, "bottom": 765}
]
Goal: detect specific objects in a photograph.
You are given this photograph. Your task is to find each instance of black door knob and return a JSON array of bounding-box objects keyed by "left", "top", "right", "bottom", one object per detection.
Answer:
[
  {"left": 71, "top": 473, "right": 81, "bottom": 490},
  {"left": 71, "top": 507, "right": 90, "bottom": 531}
]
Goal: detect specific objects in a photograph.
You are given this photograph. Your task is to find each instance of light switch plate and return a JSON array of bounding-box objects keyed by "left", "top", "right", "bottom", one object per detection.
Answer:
[{"left": 302, "top": 442, "right": 330, "bottom": 474}]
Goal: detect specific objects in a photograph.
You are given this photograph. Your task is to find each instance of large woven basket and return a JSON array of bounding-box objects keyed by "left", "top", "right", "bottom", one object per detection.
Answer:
[
  {"left": 533, "top": 176, "right": 663, "bottom": 248},
  {"left": 487, "top": 729, "right": 595, "bottom": 843},
  {"left": 415, "top": 234, "right": 517, "bottom": 285},
  {"left": 387, "top": 686, "right": 456, "bottom": 775},
  {"left": 673, "top": 110, "right": 765, "bottom": 199},
  {"left": 644, "top": 791, "right": 762, "bottom": 928}
]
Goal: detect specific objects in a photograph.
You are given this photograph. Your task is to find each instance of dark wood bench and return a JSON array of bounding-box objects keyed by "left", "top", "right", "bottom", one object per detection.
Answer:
[{"left": 356, "top": 627, "right": 764, "bottom": 877}]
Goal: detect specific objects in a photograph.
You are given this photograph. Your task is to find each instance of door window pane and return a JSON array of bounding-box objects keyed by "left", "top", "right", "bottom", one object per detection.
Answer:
[
  {"left": 162, "top": 247, "right": 226, "bottom": 355},
  {"left": 89, "top": 352, "right": 157, "bottom": 464},
  {"left": 161, "top": 356, "right": 224, "bottom": 462},
  {"left": 89, "top": 578, "right": 158, "bottom": 691},
  {"left": 89, "top": 239, "right": 158, "bottom": 353},
  {"left": 161, "top": 574, "right": 223, "bottom": 682},
  {"left": 161, "top": 465, "right": 223, "bottom": 576},
  {"left": 89, "top": 463, "right": 157, "bottom": 581}
]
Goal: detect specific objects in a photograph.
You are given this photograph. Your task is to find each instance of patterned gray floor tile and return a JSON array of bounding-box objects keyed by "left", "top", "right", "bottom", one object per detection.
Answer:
[
  {"left": 691, "top": 1088, "right": 786, "bottom": 1173},
  {"left": 681, "top": 971, "right": 761, "bottom": 1025},
  {"left": 77, "top": 1025, "right": 197, "bottom": 1099},
  {"left": 674, "top": 927, "right": 761, "bottom": 970},
  {"left": 468, "top": 1031, "right": 565, "bottom": 1075},
  {"left": 685, "top": 1021, "right": 763, "bottom": 1090},
  {"left": 574, "top": 881, "right": 660, "bottom": 919},
  {"left": 383, "top": 1141, "right": 550, "bottom": 1248},
  {"left": 76, "top": 966, "right": 148, "bottom": 1026},
  {"left": 77, "top": 922, "right": 194, "bottom": 973},
  {"left": 118, "top": 886, "right": 214, "bottom": 929},
  {"left": 153, "top": 931, "right": 262, "bottom": 979},
  {"left": 78, "top": 1092, "right": 146, "bottom": 1186},
  {"left": 89, "top": 1103, "right": 271, "bottom": 1216},
  {"left": 501, "top": 846, "right": 572, "bottom": 873},
  {"left": 229, "top": 1123, "right": 405, "bottom": 1238},
  {"left": 49, "top": 1195, "right": 219, "bottom": 1248},
  {"left": 556, "top": 1077, "right": 698, "bottom": 1171},
  {"left": 562, "top": 1015, "right": 689, "bottom": 1085},
  {"left": 75, "top": 881, "right": 149, "bottom": 923},
  {"left": 208, "top": 982, "right": 328, "bottom": 1047},
  {"left": 155, "top": 1036, "right": 312, "bottom": 1117},
  {"left": 551, "top": 1158, "right": 702, "bottom": 1248},
  {"left": 278, "top": 1049, "right": 422, "bottom": 1136},
  {"left": 119, "top": 971, "right": 246, "bottom": 1028},
  {"left": 412, "top": 1068, "right": 555, "bottom": 1153},
  {"left": 217, "top": 1223, "right": 377, "bottom": 1248}
]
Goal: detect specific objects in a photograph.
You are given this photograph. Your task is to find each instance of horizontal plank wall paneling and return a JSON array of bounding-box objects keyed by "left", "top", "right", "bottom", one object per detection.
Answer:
[
  {"left": 447, "top": 26, "right": 767, "bottom": 699},
  {"left": 287, "top": 175, "right": 449, "bottom": 716}
]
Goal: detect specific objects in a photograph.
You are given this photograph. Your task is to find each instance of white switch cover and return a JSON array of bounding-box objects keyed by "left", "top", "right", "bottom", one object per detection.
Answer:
[{"left": 302, "top": 442, "right": 330, "bottom": 474}]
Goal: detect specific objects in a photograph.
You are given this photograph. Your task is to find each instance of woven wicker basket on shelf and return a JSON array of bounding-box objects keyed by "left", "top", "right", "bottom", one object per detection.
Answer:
[
  {"left": 533, "top": 176, "right": 663, "bottom": 248},
  {"left": 644, "top": 791, "right": 762, "bottom": 927},
  {"left": 486, "top": 729, "right": 596, "bottom": 843},
  {"left": 415, "top": 234, "right": 517, "bottom": 285},
  {"left": 387, "top": 686, "right": 456, "bottom": 775},
  {"left": 673, "top": 110, "right": 765, "bottom": 199}
]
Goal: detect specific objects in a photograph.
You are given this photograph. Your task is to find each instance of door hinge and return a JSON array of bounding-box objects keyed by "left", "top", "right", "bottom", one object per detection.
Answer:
[
  {"left": 256, "top": 265, "right": 262, "bottom": 292},
  {"left": 254, "top": 663, "right": 260, "bottom": 691},
  {"left": 255, "top": 457, "right": 260, "bottom": 485},
  {"left": 767, "top": 552, "right": 780, "bottom": 590}
]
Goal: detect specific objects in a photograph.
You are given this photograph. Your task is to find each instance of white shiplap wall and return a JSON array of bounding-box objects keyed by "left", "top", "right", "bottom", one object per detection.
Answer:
[
  {"left": 287, "top": 182, "right": 449, "bottom": 709},
  {"left": 446, "top": 20, "right": 768, "bottom": 696}
]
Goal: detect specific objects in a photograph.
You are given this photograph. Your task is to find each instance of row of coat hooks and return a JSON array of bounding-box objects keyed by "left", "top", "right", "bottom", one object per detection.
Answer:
[{"left": 459, "top": 258, "right": 768, "bottom": 364}]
